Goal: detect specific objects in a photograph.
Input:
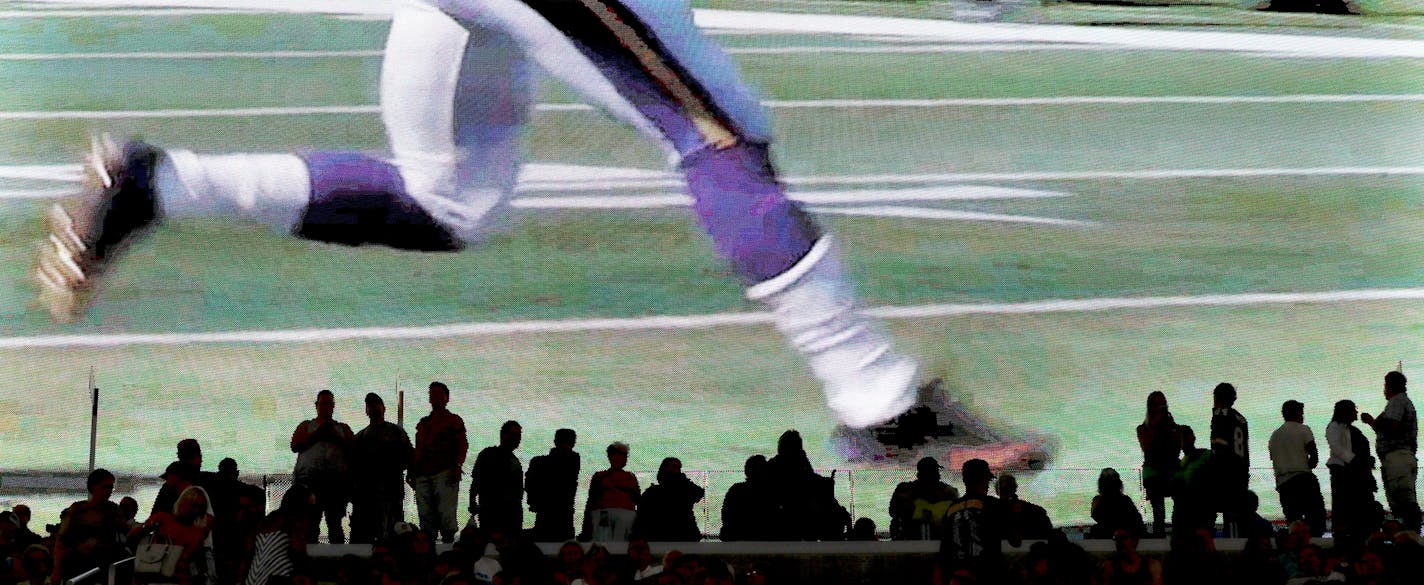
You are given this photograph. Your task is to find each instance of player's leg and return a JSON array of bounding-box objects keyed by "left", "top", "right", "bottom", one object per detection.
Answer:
[{"left": 473, "top": 0, "right": 1049, "bottom": 466}]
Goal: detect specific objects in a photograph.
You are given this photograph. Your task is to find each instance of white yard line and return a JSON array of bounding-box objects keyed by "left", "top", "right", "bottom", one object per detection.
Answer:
[
  {"left": 0, "top": 50, "right": 385, "bottom": 60},
  {"left": 8, "top": 2, "right": 1424, "bottom": 58},
  {"left": 0, "top": 44, "right": 1121, "bottom": 60},
  {"left": 810, "top": 205, "right": 1091, "bottom": 226},
  {"left": 3, "top": 287, "right": 1423, "bottom": 349},
  {"left": 6, "top": 164, "right": 1424, "bottom": 191},
  {"left": 5, "top": 94, "right": 1422, "bottom": 121},
  {"left": 512, "top": 186, "right": 1068, "bottom": 209}
]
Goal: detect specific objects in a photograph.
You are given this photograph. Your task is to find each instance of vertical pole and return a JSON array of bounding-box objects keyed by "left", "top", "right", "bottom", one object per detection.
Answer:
[
  {"left": 88, "top": 366, "right": 98, "bottom": 473},
  {"left": 397, "top": 379, "right": 404, "bottom": 429}
]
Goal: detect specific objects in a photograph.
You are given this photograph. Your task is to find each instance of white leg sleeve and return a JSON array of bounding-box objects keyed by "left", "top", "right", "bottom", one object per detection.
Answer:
[
  {"left": 748, "top": 236, "right": 919, "bottom": 428},
  {"left": 155, "top": 150, "right": 310, "bottom": 232}
]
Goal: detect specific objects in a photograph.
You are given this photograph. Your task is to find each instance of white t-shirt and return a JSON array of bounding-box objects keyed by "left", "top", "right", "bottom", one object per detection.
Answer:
[{"left": 1268, "top": 421, "right": 1316, "bottom": 486}]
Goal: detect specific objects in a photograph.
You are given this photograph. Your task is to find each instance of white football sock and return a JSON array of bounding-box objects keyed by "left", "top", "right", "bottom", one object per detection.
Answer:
[
  {"left": 155, "top": 150, "right": 311, "bottom": 232},
  {"left": 748, "top": 236, "right": 919, "bottom": 429}
]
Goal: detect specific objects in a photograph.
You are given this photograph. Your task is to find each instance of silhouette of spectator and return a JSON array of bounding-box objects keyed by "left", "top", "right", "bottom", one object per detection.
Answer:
[
  {"left": 1088, "top": 468, "right": 1144, "bottom": 540},
  {"left": 766, "top": 430, "right": 823, "bottom": 540},
  {"left": 888, "top": 457, "right": 959, "bottom": 540},
  {"left": 719, "top": 455, "right": 775, "bottom": 542},
  {"left": 997, "top": 474, "right": 1052, "bottom": 540},
  {"left": 154, "top": 439, "right": 220, "bottom": 516},
  {"left": 1268, "top": 399, "right": 1326, "bottom": 536},
  {"left": 1327, "top": 399, "right": 1381, "bottom": 541},
  {"left": 488, "top": 528, "right": 552, "bottom": 585},
  {"left": 241, "top": 484, "right": 313, "bottom": 585},
  {"left": 9, "top": 506, "right": 39, "bottom": 550},
  {"left": 1136, "top": 391, "right": 1180, "bottom": 538},
  {"left": 470, "top": 420, "right": 524, "bottom": 538},
  {"left": 1209, "top": 382, "right": 1250, "bottom": 537},
  {"left": 938, "top": 458, "right": 1019, "bottom": 584},
  {"left": 633, "top": 457, "right": 705, "bottom": 542},
  {"left": 52, "top": 469, "right": 124, "bottom": 584},
  {"left": 213, "top": 458, "right": 265, "bottom": 585},
  {"left": 1171, "top": 425, "right": 1215, "bottom": 535},
  {"left": 1236, "top": 490, "right": 1274, "bottom": 540},
  {"left": 119, "top": 497, "right": 141, "bottom": 533},
  {"left": 1, "top": 511, "right": 21, "bottom": 585},
  {"left": 352, "top": 392, "right": 413, "bottom": 544},
  {"left": 410, "top": 381, "right": 468, "bottom": 544},
  {"left": 1361, "top": 370, "right": 1419, "bottom": 532},
  {"left": 455, "top": 528, "right": 499, "bottom": 585},
  {"left": 1097, "top": 527, "right": 1162, "bottom": 585},
  {"left": 525, "top": 428, "right": 580, "bottom": 543},
  {"left": 130, "top": 486, "right": 215, "bottom": 585},
  {"left": 583, "top": 442, "right": 639, "bottom": 542},
  {"left": 849, "top": 518, "right": 878, "bottom": 541},
  {"left": 289, "top": 389, "right": 355, "bottom": 543}
]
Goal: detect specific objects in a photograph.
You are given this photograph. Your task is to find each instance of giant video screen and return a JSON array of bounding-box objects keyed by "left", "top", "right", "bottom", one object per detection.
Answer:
[{"left": 3, "top": 0, "right": 1423, "bottom": 539}]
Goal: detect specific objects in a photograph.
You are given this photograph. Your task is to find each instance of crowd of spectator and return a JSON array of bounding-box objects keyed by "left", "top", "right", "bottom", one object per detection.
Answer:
[{"left": 1, "top": 371, "right": 1418, "bottom": 585}]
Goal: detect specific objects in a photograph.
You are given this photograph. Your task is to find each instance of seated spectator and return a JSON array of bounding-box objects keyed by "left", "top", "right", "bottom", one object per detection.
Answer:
[
  {"left": 1351, "top": 547, "right": 1387, "bottom": 585},
  {"left": 552, "top": 542, "right": 583, "bottom": 585},
  {"left": 1233, "top": 534, "right": 1285, "bottom": 585},
  {"left": 889, "top": 457, "right": 959, "bottom": 540},
  {"left": 336, "top": 554, "right": 369, "bottom": 585},
  {"left": 130, "top": 486, "right": 215, "bottom": 585},
  {"left": 1284, "top": 543, "right": 1328, "bottom": 585},
  {"left": 453, "top": 528, "right": 499, "bottom": 585},
  {"left": 1042, "top": 530, "right": 1095, "bottom": 585},
  {"left": 1097, "top": 528, "right": 1162, "bottom": 585},
  {"left": 848, "top": 518, "right": 877, "bottom": 541},
  {"left": 719, "top": 456, "right": 775, "bottom": 542},
  {"left": 627, "top": 538, "right": 661, "bottom": 582},
  {"left": 997, "top": 474, "right": 1052, "bottom": 540},
  {"left": 583, "top": 442, "right": 639, "bottom": 543},
  {"left": 17, "top": 544, "right": 52, "bottom": 585},
  {"left": 633, "top": 458, "right": 704, "bottom": 542},
  {"left": 1237, "top": 491, "right": 1275, "bottom": 540},
  {"left": 433, "top": 550, "right": 469, "bottom": 585},
  {"left": 1163, "top": 528, "right": 1226, "bottom": 585},
  {"left": 573, "top": 544, "right": 613, "bottom": 585},
  {"left": 394, "top": 527, "right": 438, "bottom": 584},
  {"left": 52, "top": 469, "right": 125, "bottom": 585},
  {"left": 241, "top": 484, "right": 313, "bottom": 585},
  {"left": 1088, "top": 468, "right": 1144, "bottom": 539},
  {"left": 489, "top": 529, "right": 552, "bottom": 585}
]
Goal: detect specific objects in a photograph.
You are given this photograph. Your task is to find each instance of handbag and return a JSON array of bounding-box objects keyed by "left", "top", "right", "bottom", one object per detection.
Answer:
[{"left": 133, "top": 532, "right": 184, "bottom": 578}]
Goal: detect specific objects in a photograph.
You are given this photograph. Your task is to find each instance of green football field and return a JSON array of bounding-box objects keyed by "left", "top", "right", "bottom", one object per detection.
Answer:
[{"left": 2, "top": 0, "right": 1424, "bottom": 534}]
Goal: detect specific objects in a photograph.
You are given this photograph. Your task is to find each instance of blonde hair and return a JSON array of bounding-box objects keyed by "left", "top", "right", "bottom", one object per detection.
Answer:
[{"left": 175, "top": 486, "right": 210, "bottom": 527}]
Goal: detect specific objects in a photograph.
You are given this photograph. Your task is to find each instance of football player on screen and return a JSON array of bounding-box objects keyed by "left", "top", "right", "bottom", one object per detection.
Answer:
[{"left": 36, "top": 0, "right": 1049, "bottom": 469}]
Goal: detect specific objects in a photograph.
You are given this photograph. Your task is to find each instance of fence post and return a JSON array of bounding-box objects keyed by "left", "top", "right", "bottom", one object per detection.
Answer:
[{"left": 88, "top": 366, "right": 98, "bottom": 473}]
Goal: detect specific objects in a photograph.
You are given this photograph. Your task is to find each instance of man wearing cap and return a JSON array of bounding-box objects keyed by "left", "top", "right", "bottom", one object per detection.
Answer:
[
  {"left": 939, "top": 459, "right": 1019, "bottom": 583},
  {"left": 152, "top": 439, "right": 220, "bottom": 517},
  {"left": 888, "top": 457, "right": 959, "bottom": 540},
  {"left": 352, "top": 392, "right": 414, "bottom": 543}
]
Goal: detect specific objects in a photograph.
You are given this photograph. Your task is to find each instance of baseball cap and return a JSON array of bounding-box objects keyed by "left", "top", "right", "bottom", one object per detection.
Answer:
[
  {"left": 917, "top": 457, "right": 943, "bottom": 471},
  {"left": 962, "top": 458, "right": 994, "bottom": 481}
]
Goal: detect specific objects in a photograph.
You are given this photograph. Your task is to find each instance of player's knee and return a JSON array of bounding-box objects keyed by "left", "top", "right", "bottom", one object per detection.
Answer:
[{"left": 295, "top": 151, "right": 463, "bottom": 252}]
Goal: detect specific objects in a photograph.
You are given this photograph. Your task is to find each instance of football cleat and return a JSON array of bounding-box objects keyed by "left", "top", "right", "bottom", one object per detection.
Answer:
[
  {"left": 831, "top": 378, "right": 1054, "bottom": 470},
  {"left": 35, "top": 135, "right": 162, "bottom": 323}
]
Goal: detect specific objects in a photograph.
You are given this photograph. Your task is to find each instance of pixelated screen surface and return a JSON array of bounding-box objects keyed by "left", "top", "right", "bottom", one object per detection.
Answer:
[{"left": 2, "top": 0, "right": 1424, "bottom": 537}]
